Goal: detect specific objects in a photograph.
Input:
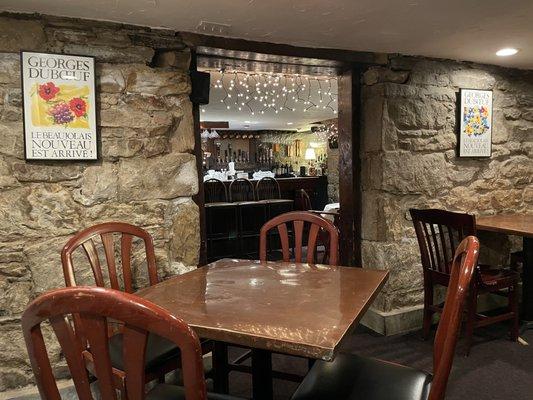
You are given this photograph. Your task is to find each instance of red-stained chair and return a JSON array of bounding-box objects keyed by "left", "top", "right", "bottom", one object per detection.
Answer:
[
  {"left": 410, "top": 209, "right": 519, "bottom": 355},
  {"left": 22, "top": 286, "right": 241, "bottom": 400},
  {"left": 259, "top": 211, "right": 339, "bottom": 265},
  {"left": 61, "top": 222, "right": 211, "bottom": 391},
  {"left": 291, "top": 236, "right": 480, "bottom": 400}
]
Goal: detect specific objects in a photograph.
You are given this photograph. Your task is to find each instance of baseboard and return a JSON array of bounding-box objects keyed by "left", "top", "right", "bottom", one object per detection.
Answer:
[
  {"left": 360, "top": 290, "right": 513, "bottom": 336},
  {"left": 360, "top": 305, "right": 424, "bottom": 336}
]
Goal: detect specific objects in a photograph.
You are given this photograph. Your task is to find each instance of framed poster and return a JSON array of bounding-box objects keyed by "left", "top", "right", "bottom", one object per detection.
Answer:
[
  {"left": 458, "top": 89, "right": 493, "bottom": 158},
  {"left": 21, "top": 51, "right": 98, "bottom": 160}
]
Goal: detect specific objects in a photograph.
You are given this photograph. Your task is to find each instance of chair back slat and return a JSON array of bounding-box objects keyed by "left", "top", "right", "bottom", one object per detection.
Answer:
[
  {"left": 410, "top": 209, "right": 476, "bottom": 277},
  {"left": 100, "top": 233, "right": 120, "bottom": 290},
  {"left": 22, "top": 287, "right": 208, "bottom": 400},
  {"left": 306, "top": 224, "right": 320, "bottom": 264},
  {"left": 80, "top": 314, "right": 116, "bottom": 400},
  {"left": 120, "top": 233, "right": 134, "bottom": 293},
  {"left": 429, "top": 236, "right": 479, "bottom": 400},
  {"left": 229, "top": 178, "right": 255, "bottom": 202},
  {"left": 49, "top": 316, "right": 93, "bottom": 400},
  {"left": 276, "top": 223, "right": 291, "bottom": 261},
  {"left": 26, "top": 324, "right": 63, "bottom": 400},
  {"left": 122, "top": 326, "right": 148, "bottom": 400},
  {"left": 61, "top": 222, "right": 158, "bottom": 293},
  {"left": 82, "top": 240, "right": 105, "bottom": 287},
  {"left": 293, "top": 220, "right": 305, "bottom": 262},
  {"left": 256, "top": 177, "right": 281, "bottom": 200},
  {"left": 204, "top": 178, "right": 227, "bottom": 203},
  {"left": 260, "top": 211, "right": 339, "bottom": 265}
]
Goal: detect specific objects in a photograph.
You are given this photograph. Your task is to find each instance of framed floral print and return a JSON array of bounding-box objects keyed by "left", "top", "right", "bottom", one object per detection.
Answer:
[
  {"left": 458, "top": 89, "right": 493, "bottom": 158},
  {"left": 21, "top": 51, "right": 98, "bottom": 160}
]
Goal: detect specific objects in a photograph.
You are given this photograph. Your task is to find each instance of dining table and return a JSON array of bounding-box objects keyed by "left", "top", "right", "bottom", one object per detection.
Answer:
[
  {"left": 137, "top": 258, "right": 389, "bottom": 399},
  {"left": 476, "top": 214, "right": 533, "bottom": 327}
]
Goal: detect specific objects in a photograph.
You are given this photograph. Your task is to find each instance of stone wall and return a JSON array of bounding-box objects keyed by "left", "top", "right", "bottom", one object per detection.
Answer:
[
  {"left": 360, "top": 56, "right": 533, "bottom": 334},
  {"left": 0, "top": 13, "right": 199, "bottom": 391}
]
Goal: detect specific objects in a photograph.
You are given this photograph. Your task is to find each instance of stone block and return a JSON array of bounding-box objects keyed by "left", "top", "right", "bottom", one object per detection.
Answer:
[
  {"left": 11, "top": 162, "right": 83, "bottom": 183},
  {"left": 169, "top": 198, "right": 200, "bottom": 267},
  {"left": 449, "top": 68, "right": 496, "bottom": 89},
  {"left": 153, "top": 49, "right": 191, "bottom": 70},
  {"left": 362, "top": 95, "right": 384, "bottom": 152},
  {"left": 117, "top": 153, "right": 198, "bottom": 201},
  {"left": 125, "top": 66, "right": 190, "bottom": 96},
  {"left": 0, "top": 122, "right": 28, "bottom": 159},
  {"left": 73, "top": 162, "right": 118, "bottom": 206},
  {"left": 363, "top": 67, "right": 409, "bottom": 86},
  {"left": 0, "top": 53, "right": 20, "bottom": 85},
  {"left": 61, "top": 43, "right": 154, "bottom": 64},
  {"left": 381, "top": 151, "right": 452, "bottom": 195},
  {"left": 97, "top": 64, "right": 127, "bottom": 93},
  {"left": 0, "top": 17, "right": 46, "bottom": 52},
  {"left": 167, "top": 96, "right": 195, "bottom": 153}
]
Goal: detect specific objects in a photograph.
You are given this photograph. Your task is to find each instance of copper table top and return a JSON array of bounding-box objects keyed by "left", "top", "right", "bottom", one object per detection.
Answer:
[
  {"left": 476, "top": 214, "right": 533, "bottom": 237},
  {"left": 137, "top": 258, "right": 388, "bottom": 360}
]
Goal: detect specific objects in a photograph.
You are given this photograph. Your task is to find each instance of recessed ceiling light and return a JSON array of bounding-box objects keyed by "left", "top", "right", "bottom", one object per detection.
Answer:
[
  {"left": 496, "top": 48, "right": 519, "bottom": 57},
  {"left": 244, "top": 120, "right": 251, "bottom": 123},
  {"left": 287, "top": 122, "right": 293, "bottom": 125}
]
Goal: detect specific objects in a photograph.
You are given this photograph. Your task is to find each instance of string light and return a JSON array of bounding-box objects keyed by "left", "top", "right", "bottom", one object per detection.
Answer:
[{"left": 204, "top": 69, "right": 338, "bottom": 117}]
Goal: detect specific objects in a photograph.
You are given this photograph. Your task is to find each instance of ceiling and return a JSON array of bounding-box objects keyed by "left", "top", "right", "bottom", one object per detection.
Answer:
[
  {"left": 2, "top": 0, "right": 532, "bottom": 69},
  {"left": 200, "top": 69, "right": 338, "bottom": 131}
]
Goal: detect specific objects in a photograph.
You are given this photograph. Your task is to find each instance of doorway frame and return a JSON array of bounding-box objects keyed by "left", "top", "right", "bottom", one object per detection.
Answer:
[{"left": 186, "top": 33, "right": 385, "bottom": 267}]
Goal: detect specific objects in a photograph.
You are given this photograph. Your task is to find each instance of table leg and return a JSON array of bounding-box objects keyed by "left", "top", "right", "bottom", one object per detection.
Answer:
[
  {"left": 521, "top": 237, "right": 533, "bottom": 325},
  {"left": 213, "top": 341, "right": 229, "bottom": 394},
  {"left": 251, "top": 349, "right": 273, "bottom": 400}
]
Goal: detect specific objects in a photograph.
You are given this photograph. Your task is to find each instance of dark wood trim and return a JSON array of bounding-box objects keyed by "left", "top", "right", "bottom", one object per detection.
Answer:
[
  {"left": 181, "top": 32, "right": 387, "bottom": 66},
  {"left": 190, "top": 49, "right": 208, "bottom": 266},
  {"left": 338, "top": 67, "right": 363, "bottom": 267}
]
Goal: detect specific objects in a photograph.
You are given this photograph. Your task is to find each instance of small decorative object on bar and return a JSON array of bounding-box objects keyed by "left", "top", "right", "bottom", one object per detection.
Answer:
[
  {"left": 458, "top": 88, "right": 493, "bottom": 157},
  {"left": 21, "top": 51, "right": 97, "bottom": 160}
]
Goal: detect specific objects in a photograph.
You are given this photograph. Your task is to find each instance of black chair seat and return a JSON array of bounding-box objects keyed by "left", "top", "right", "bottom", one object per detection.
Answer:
[
  {"left": 291, "top": 353, "right": 432, "bottom": 400},
  {"left": 147, "top": 383, "right": 243, "bottom": 400},
  {"left": 109, "top": 333, "right": 212, "bottom": 374}
]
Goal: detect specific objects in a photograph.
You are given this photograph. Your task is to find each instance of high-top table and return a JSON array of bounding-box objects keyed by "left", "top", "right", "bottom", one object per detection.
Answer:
[
  {"left": 137, "top": 259, "right": 388, "bottom": 399},
  {"left": 476, "top": 214, "right": 533, "bottom": 323}
]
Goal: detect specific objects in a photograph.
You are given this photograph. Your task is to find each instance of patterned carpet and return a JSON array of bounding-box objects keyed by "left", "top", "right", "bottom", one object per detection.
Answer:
[{"left": 226, "top": 324, "right": 533, "bottom": 399}]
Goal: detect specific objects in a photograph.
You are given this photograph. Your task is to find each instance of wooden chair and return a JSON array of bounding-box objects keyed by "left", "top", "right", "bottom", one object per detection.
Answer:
[
  {"left": 410, "top": 209, "right": 519, "bottom": 355},
  {"left": 228, "top": 178, "right": 255, "bottom": 202},
  {"left": 296, "top": 188, "right": 312, "bottom": 211},
  {"left": 204, "top": 178, "right": 228, "bottom": 203},
  {"left": 22, "top": 286, "right": 241, "bottom": 400},
  {"left": 291, "top": 236, "right": 480, "bottom": 400},
  {"left": 255, "top": 177, "right": 281, "bottom": 200},
  {"left": 260, "top": 211, "right": 339, "bottom": 265},
  {"left": 61, "top": 222, "right": 158, "bottom": 292},
  {"left": 61, "top": 222, "right": 211, "bottom": 391}
]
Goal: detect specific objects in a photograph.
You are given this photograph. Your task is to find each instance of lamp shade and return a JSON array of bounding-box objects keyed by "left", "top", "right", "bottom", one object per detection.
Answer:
[{"left": 304, "top": 147, "right": 316, "bottom": 160}]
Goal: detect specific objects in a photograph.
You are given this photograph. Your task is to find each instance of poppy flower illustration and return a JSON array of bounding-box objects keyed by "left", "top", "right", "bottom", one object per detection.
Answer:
[
  {"left": 69, "top": 97, "right": 87, "bottom": 117},
  {"left": 38, "top": 82, "right": 60, "bottom": 101}
]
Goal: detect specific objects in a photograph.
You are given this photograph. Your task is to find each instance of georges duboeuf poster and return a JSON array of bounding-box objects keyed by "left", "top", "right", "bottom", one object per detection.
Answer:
[
  {"left": 21, "top": 51, "right": 97, "bottom": 160},
  {"left": 458, "top": 89, "right": 493, "bottom": 158}
]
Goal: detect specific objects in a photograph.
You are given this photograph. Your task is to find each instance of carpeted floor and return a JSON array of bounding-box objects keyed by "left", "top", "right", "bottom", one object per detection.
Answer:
[{"left": 225, "top": 324, "right": 533, "bottom": 399}]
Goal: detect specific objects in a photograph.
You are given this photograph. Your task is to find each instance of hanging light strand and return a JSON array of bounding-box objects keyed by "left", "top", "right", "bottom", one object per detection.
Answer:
[{"left": 204, "top": 69, "right": 338, "bottom": 117}]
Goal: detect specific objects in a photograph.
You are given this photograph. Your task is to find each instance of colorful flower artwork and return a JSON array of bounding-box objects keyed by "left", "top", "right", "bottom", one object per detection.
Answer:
[
  {"left": 30, "top": 81, "right": 90, "bottom": 128},
  {"left": 22, "top": 51, "right": 97, "bottom": 160},
  {"left": 462, "top": 105, "right": 490, "bottom": 137}
]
